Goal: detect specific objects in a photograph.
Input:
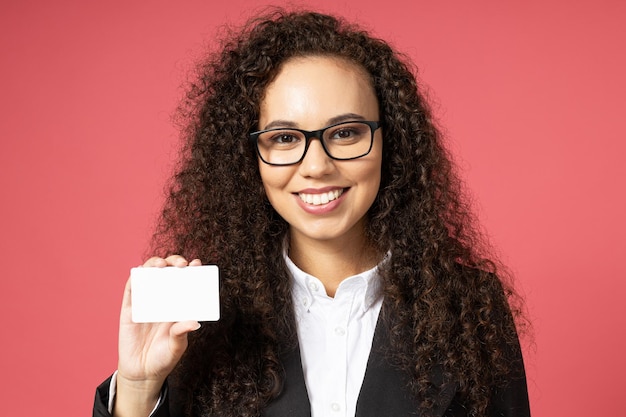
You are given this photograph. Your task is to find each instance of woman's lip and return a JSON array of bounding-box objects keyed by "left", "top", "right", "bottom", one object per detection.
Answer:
[{"left": 295, "top": 186, "right": 345, "bottom": 194}]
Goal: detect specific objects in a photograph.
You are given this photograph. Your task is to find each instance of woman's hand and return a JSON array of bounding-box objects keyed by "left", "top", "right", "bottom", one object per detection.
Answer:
[{"left": 114, "top": 255, "right": 202, "bottom": 417}]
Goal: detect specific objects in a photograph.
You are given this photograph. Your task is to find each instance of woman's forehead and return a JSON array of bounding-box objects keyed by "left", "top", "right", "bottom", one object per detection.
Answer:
[{"left": 258, "top": 56, "right": 378, "bottom": 129}]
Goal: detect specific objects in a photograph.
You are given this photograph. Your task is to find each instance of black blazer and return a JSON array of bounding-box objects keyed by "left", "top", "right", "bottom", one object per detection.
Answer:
[{"left": 93, "top": 318, "right": 530, "bottom": 417}]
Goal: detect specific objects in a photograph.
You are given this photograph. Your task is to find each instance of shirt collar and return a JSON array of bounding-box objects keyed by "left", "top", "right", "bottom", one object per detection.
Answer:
[{"left": 284, "top": 249, "right": 384, "bottom": 312}]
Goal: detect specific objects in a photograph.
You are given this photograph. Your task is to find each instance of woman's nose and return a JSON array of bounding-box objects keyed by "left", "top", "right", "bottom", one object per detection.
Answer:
[{"left": 298, "top": 138, "right": 334, "bottom": 177}]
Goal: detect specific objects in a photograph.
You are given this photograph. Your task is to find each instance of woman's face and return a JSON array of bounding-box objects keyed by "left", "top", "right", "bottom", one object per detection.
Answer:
[{"left": 257, "top": 56, "right": 382, "bottom": 246}]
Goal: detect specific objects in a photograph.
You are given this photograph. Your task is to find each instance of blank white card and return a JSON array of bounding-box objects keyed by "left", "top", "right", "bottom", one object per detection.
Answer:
[{"left": 130, "top": 265, "right": 220, "bottom": 323}]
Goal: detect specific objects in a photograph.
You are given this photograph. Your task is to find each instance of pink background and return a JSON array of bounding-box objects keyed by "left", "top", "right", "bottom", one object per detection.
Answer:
[{"left": 1, "top": 1, "right": 624, "bottom": 415}]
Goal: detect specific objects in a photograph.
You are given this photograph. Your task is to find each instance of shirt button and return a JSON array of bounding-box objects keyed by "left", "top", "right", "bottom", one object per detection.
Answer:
[
  {"left": 334, "top": 327, "right": 346, "bottom": 336},
  {"left": 302, "top": 298, "right": 309, "bottom": 307},
  {"left": 331, "top": 403, "right": 341, "bottom": 412},
  {"left": 308, "top": 282, "right": 319, "bottom": 292}
]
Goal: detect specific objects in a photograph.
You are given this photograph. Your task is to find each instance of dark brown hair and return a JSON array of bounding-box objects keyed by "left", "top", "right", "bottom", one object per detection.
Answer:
[{"left": 152, "top": 9, "right": 527, "bottom": 417}]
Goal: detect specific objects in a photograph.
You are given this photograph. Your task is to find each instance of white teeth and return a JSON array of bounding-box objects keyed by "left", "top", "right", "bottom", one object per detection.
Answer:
[{"left": 299, "top": 189, "right": 343, "bottom": 206}]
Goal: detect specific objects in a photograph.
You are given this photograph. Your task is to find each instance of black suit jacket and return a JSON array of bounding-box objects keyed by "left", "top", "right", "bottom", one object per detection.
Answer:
[{"left": 94, "top": 318, "right": 530, "bottom": 417}]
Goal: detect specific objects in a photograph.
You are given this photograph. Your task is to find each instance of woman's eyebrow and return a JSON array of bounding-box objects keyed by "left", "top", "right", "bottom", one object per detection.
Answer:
[
  {"left": 263, "top": 113, "right": 367, "bottom": 131},
  {"left": 326, "top": 113, "right": 366, "bottom": 125},
  {"left": 263, "top": 119, "right": 298, "bottom": 130}
]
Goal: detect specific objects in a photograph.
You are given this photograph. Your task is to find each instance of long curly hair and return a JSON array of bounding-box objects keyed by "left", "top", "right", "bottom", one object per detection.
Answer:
[{"left": 151, "top": 9, "right": 527, "bottom": 417}]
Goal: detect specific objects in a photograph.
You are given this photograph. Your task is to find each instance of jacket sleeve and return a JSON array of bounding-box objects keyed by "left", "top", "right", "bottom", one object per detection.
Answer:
[
  {"left": 93, "top": 376, "right": 172, "bottom": 417},
  {"left": 488, "top": 347, "right": 531, "bottom": 417},
  {"left": 486, "top": 273, "right": 532, "bottom": 417}
]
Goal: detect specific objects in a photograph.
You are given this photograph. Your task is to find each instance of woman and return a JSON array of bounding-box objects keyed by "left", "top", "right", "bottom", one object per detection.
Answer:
[{"left": 93, "top": 10, "right": 530, "bottom": 417}]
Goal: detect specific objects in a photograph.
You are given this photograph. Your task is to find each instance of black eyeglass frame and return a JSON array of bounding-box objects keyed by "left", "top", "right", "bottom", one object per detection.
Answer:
[{"left": 249, "top": 120, "right": 382, "bottom": 166}]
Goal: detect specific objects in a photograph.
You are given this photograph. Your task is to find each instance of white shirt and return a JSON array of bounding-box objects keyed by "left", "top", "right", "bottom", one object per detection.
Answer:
[
  {"left": 109, "top": 254, "right": 384, "bottom": 417},
  {"left": 285, "top": 255, "right": 383, "bottom": 417}
]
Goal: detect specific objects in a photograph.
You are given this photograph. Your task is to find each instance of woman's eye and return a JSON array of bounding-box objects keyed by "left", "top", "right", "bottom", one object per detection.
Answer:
[
  {"left": 332, "top": 129, "right": 355, "bottom": 139},
  {"left": 271, "top": 133, "right": 299, "bottom": 144}
]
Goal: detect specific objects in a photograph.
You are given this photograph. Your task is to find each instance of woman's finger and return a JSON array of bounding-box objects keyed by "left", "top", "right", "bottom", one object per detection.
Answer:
[
  {"left": 120, "top": 276, "right": 133, "bottom": 313},
  {"left": 143, "top": 256, "right": 167, "bottom": 267},
  {"left": 142, "top": 255, "right": 200, "bottom": 268},
  {"left": 168, "top": 320, "right": 201, "bottom": 357},
  {"left": 165, "top": 255, "right": 189, "bottom": 267}
]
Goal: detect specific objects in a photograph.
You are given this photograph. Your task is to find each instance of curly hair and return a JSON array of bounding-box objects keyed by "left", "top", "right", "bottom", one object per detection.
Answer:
[{"left": 151, "top": 9, "right": 527, "bottom": 417}]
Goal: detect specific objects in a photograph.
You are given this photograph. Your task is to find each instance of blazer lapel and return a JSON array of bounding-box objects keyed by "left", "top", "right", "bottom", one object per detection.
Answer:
[
  {"left": 355, "top": 312, "right": 458, "bottom": 417},
  {"left": 263, "top": 345, "right": 311, "bottom": 417}
]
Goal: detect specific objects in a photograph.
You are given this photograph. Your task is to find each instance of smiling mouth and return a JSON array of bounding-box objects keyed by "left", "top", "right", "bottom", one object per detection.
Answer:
[{"left": 298, "top": 189, "right": 344, "bottom": 205}]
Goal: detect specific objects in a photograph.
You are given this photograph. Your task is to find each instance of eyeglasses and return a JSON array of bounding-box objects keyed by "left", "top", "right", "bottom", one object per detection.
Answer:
[{"left": 249, "top": 120, "right": 382, "bottom": 166}]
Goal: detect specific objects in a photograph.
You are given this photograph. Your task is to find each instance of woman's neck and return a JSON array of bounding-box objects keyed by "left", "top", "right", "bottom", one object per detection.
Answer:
[{"left": 288, "top": 228, "right": 380, "bottom": 297}]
